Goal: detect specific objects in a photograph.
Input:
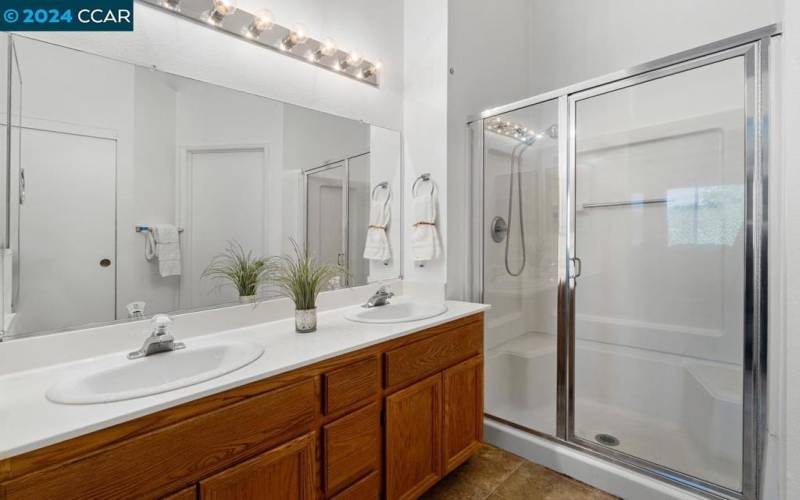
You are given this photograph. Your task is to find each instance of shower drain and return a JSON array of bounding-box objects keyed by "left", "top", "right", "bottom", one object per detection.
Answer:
[{"left": 595, "top": 433, "right": 620, "bottom": 447}]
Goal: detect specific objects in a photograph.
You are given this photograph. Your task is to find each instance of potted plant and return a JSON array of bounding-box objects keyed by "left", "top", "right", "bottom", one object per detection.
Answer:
[
  {"left": 269, "top": 239, "right": 345, "bottom": 333},
  {"left": 202, "top": 241, "right": 271, "bottom": 304}
]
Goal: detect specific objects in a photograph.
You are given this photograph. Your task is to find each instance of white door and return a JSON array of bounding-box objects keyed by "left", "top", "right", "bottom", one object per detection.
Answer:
[
  {"left": 13, "top": 129, "right": 116, "bottom": 335},
  {"left": 183, "top": 147, "right": 266, "bottom": 309}
]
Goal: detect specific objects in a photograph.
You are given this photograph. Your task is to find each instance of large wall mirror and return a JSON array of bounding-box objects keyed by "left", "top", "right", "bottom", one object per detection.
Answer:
[{"left": 0, "top": 35, "right": 402, "bottom": 338}]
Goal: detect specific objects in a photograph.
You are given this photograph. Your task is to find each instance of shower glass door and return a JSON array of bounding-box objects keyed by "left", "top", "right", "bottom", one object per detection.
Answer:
[
  {"left": 569, "top": 50, "right": 753, "bottom": 492},
  {"left": 481, "top": 99, "right": 560, "bottom": 436}
]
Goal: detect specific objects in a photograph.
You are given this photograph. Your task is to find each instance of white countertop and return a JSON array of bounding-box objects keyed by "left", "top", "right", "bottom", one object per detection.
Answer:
[{"left": 0, "top": 300, "right": 488, "bottom": 460}]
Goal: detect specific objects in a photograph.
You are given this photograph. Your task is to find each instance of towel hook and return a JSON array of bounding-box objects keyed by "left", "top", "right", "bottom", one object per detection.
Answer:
[
  {"left": 371, "top": 181, "right": 391, "bottom": 203},
  {"left": 412, "top": 173, "right": 435, "bottom": 196}
]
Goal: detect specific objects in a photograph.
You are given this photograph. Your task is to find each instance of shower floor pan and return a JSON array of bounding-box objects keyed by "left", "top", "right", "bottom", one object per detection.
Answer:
[{"left": 485, "top": 332, "right": 742, "bottom": 490}]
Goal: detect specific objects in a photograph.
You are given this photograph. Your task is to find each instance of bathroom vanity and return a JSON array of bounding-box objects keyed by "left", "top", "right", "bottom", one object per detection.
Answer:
[{"left": 0, "top": 311, "right": 485, "bottom": 500}]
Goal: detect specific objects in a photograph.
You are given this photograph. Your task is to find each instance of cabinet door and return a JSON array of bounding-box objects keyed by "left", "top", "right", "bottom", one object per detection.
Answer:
[
  {"left": 200, "top": 433, "right": 315, "bottom": 500},
  {"left": 443, "top": 357, "right": 483, "bottom": 472},
  {"left": 385, "top": 374, "right": 442, "bottom": 500}
]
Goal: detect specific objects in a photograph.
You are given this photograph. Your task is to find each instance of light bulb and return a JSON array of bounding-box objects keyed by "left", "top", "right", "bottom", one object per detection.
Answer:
[
  {"left": 207, "top": 0, "right": 237, "bottom": 25},
  {"left": 361, "top": 61, "right": 381, "bottom": 79},
  {"left": 282, "top": 25, "right": 308, "bottom": 50},
  {"left": 162, "top": 0, "right": 180, "bottom": 11},
  {"left": 311, "top": 38, "right": 337, "bottom": 61},
  {"left": 319, "top": 38, "right": 337, "bottom": 56},
  {"left": 346, "top": 52, "right": 363, "bottom": 66},
  {"left": 339, "top": 51, "right": 363, "bottom": 70},
  {"left": 245, "top": 8, "right": 273, "bottom": 38}
]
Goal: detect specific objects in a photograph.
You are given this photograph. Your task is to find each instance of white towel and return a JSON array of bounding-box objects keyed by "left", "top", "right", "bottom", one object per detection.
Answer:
[
  {"left": 411, "top": 189, "right": 441, "bottom": 263},
  {"left": 144, "top": 224, "right": 182, "bottom": 277},
  {"left": 363, "top": 197, "right": 392, "bottom": 262}
]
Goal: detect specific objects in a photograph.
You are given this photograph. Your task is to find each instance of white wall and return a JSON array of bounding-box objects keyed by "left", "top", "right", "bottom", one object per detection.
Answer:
[
  {"left": 18, "top": 0, "right": 403, "bottom": 132},
  {"left": 781, "top": 1, "right": 800, "bottom": 498},
  {"left": 446, "top": 0, "right": 534, "bottom": 299},
  {"left": 403, "top": 0, "right": 448, "bottom": 284}
]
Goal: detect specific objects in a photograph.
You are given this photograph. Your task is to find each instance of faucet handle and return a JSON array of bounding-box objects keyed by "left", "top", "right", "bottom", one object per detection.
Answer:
[{"left": 151, "top": 314, "right": 173, "bottom": 334}]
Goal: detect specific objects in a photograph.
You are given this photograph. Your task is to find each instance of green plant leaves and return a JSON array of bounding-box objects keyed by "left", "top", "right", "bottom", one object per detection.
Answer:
[
  {"left": 201, "top": 241, "right": 272, "bottom": 297},
  {"left": 268, "top": 239, "right": 347, "bottom": 310}
]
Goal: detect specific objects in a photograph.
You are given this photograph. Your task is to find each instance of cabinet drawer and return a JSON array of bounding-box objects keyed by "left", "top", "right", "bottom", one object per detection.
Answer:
[
  {"left": 323, "top": 356, "right": 379, "bottom": 415},
  {"left": 384, "top": 319, "right": 482, "bottom": 389},
  {"left": 323, "top": 402, "right": 381, "bottom": 495},
  {"left": 330, "top": 471, "right": 380, "bottom": 500},
  {"left": 3, "top": 380, "right": 316, "bottom": 500},
  {"left": 162, "top": 486, "right": 197, "bottom": 500}
]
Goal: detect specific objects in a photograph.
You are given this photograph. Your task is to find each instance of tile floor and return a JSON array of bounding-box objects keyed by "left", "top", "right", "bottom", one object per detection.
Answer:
[{"left": 421, "top": 445, "right": 619, "bottom": 500}]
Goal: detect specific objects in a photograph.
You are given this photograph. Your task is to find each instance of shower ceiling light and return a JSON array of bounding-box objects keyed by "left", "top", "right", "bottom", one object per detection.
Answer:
[
  {"left": 486, "top": 118, "right": 543, "bottom": 144},
  {"left": 141, "top": 0, "right": 381, "bottom": 87}
]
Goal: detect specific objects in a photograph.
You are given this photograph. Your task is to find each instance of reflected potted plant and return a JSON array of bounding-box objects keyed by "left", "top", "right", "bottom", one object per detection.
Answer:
[
  {"left": 269, "top": 239, "right": 345, "bottom": 333},
  {"left": 202, "top": 241, "right": 271, "bottom": 304}
]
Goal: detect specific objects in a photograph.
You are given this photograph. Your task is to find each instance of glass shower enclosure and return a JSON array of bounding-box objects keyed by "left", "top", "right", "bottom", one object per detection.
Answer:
[
  {"left": 304, "top": 152, "right": 371, "bottom": 287},
  {"left": 470, "top": 27, "right": 772, "bottom": 500}
]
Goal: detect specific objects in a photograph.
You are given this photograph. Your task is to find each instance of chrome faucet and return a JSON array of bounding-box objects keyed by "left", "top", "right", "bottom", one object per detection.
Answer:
[
  {"left": 127, "top": 314, "right": 185, "bottom": 359},
  {"left": 364, "top": 286, "right": 394, "bottom": 308}
]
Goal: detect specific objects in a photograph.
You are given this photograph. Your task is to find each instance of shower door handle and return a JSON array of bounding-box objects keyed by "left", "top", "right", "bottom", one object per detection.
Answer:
[
  {"left": 19, "top": 168, "right": 25, "bottom": 205},
  {"left": 571, "top": 257, "right": 582, "bottom": 278}
]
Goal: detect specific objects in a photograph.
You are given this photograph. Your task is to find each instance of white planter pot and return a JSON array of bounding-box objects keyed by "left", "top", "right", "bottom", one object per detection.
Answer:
[{"left": 295, "top": 308, "right": 317, "bottom": 333}]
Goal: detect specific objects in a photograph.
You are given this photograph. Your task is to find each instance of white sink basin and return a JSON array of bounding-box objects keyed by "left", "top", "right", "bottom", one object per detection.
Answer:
[
  {"left": 344, "top": 301, "right": 448, "bottom": 324},
  {"left": 46, "top": 340, "right": 264, "bottom": 405}
]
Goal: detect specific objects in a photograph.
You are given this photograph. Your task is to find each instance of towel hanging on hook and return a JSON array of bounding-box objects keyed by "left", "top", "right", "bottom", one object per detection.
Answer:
[
  {"left": 411, "top": 173, "right": 441, "bottom": 267},
  {"left": 364, "top": 181, "right": 392, "bottom": 264}
]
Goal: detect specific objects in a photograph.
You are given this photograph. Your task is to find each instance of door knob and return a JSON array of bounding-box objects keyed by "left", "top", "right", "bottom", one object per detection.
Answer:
[{"left": 100, "top": 258, "right": 112, "bottom": 267}]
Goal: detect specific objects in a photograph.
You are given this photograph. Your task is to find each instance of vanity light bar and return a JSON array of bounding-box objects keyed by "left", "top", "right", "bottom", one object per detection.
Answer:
[
  {"left": 139, "top": 0, "right": 381, "bottom": 87},
  {"left": 484, "top": 117, "right": 541, "bottom": 144}
]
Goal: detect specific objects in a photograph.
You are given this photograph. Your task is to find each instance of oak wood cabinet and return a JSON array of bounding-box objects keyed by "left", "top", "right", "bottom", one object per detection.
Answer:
[
  {"left": 385, "top": 374, "right": 443, "bottom": 500},
  {"left": 443, "top": 356, "right": 483, "bottom": 473},
  {"left": 199, "top": 433, "right": 316, "bottom": 500},
  {"left": 0, "top": 313, "right": 484, "bottom": 500}
]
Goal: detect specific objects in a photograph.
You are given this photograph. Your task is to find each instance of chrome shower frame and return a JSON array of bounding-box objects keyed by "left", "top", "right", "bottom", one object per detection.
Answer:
[
  {"left": 302, "top": 151, "right": 370, "bottom": 287},
  {"left": 467, "top": 24, "right": 778, "bottom": 500}
]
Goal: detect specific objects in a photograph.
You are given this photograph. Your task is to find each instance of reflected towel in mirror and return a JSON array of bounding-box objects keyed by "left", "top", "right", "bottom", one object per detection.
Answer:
[{"left": 144, "top": 224, "right": 182, "bottom": 277}]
